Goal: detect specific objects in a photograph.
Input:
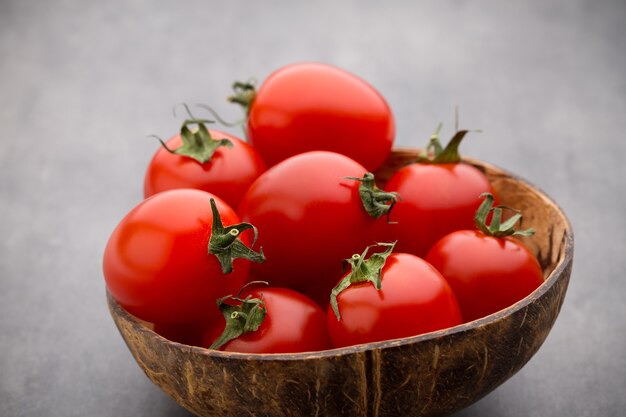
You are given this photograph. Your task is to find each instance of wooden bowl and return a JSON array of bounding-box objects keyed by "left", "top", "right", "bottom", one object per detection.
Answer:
[{"left": 107, "top": 149, "right": 574, "bottom": 417}]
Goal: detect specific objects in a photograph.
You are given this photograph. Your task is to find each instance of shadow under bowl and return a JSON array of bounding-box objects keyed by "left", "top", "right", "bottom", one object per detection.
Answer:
[{"left": 107, "top": 148, "right": 574, "bottom": 417}]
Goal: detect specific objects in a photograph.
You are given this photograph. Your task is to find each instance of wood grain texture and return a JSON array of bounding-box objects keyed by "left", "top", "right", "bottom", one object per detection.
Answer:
[{"left": 108, "top": 149, "right": 574, "bottom": 417}]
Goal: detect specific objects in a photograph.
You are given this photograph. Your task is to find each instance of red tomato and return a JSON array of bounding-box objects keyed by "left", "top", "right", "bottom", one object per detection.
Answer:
[
  {"left": 144, "top": 130, "right": 265, "bottom": 208},
  {"left": 237, "top": 62, "right": 394, "bottom": 171},
  {"left": 103, "top": 189, "right": 259, "bottom": 324},
  {"left": 327, "top": 253, "right": 462, "bottom": 348},
  {"left": 426, "top": 230, "right": 544, "bottom": 322},
  {"left": 203, "top": 287, "right": 331, "bottom": 353},
  {"left": 237, "top": 151, "right": 389, "bottom": 306},
  {"left": 383, "top": 162, "right": 496, "bottom": 257}
]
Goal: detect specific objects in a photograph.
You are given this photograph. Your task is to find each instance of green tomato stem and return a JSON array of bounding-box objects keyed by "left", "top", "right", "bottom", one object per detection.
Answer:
[
  {"left": 208, "top": 199, "right": 266, "bottom": 274},
  {"left": 153, "top": 103, "right": 234, "bottom": 164},
  {"left": 330, "top": 242, "right": 396, "bottom": 321},
  {"left": 416, "top": 121, "right": 478, "bottom": 164},
  {"left": 346, "top": 173, "right": 401, "bottom": 222},
  {"left": 474, "top": 193, "right": 535, "bottom": 238},
  {"left": 227, "top": 79, "right": 257, "bottom": 115},
  {"left": 209, "top": 281, "right": 269, "bottom": 350}
]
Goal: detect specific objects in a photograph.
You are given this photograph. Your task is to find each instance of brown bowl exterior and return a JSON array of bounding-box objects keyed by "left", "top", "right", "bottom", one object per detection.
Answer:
[{"left": 107, "top": 149, "right": 574, "bottom": 417}]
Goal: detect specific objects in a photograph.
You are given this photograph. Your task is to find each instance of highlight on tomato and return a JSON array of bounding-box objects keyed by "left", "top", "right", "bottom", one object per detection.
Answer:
[
  {"left": 425, "top": 193, "right": 544, "bottom": 323},
  {"left": 103, "top": 189, "right": 265, "bottom": 325},
  {"left": 203, "top": 283, "right": 331, "bottom": 354},
  {"left": 227, "top": 62, "right": 395, "bottom": 172},
  {"left": 237, "top": 151, "right": 400, "bottom": 306},
  {"left": 383, "top": 124, "right": 497, "bottom": 258},
  {"left": 143, "top": 106, "right": 266, "bottom": 208},
  {"left": 326, "top": 242, "right": 462, "bottom": 348}
]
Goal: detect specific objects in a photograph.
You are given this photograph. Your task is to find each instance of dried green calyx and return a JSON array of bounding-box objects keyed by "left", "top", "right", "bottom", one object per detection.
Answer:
[
  {"left": 330, "top": 242, "right": 396, "bottom": 321},
  {"left": 154, "top": 105, "right": 233, "bottom": 164},
  {"left": 346, "top": 173, "right": 401, "bottom": 222},
  {"left": 227, "top": 79, "right": 257, "bottom": 115},
  {"left": 475, "top": 193, "right": 535, "bottom": 238},
  {"left": 416, "top": 123, "right": 475, "bottom": 164},
  {"left": 209, "top": 281, "right": 268, "bottom": 350},
  {"left": 208, "top": 198, "right": 266, "bottom": 274}
]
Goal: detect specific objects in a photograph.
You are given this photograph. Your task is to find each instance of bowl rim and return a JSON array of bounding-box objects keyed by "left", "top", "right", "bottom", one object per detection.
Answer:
[{"left": 108, "top": 155, "right": 574, "bottom": 361}]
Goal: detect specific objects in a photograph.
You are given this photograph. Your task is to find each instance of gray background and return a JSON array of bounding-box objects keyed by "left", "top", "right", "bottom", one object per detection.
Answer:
[{"left": 1, "top": 0, "right": 625, "bottom": 416}]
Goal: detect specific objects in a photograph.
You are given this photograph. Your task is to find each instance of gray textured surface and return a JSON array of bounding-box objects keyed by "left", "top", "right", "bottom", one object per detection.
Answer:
[{"left": 1, "top": 1, "right": 624, "bottom": 416}]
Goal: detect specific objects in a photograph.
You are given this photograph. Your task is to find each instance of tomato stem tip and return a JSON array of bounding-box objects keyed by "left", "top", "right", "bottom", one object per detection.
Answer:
[
  {"left": 208, "top": 199, "right": 266, "bottom": 274},
  {"left": 474, "top": 193, "right": 535, "bottom": 238},
  {"left": 346, "top": 173, "right": 400, "bottom": 222},
  {"left": 154, "top": 103, "right": 234, "bottom": 164},
  {"left": 330, "top": 242, "right": 397, "bottom": 321},
  {"left": 417, "top": 119, "right": 479, "bottom": 164},
  {"left": 209, "top": 284, "right": 268, "bottom": 350},
  {"left": 227, "top": 79, "right": 257, "bottom": 115}
]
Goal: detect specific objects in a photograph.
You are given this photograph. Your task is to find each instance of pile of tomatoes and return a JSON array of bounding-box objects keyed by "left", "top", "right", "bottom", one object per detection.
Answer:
[{"left": 103, "top": 62, "right": 544, "bottom": 354}]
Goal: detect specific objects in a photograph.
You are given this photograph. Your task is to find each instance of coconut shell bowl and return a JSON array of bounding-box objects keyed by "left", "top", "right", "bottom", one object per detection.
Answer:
[{"left": 107, "top": 148, "right": 574, "bottom": 417}]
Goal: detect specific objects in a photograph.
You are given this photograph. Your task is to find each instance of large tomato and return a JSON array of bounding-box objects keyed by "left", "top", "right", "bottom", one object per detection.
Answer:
[
  {"left": 237, "top": 151, "right": 396, "bottom": 306},
  {"left": 103, "top": 189, "right": 263, "bottom": 324},
  {"left": 144, "top": 123, "right": 265, "bottom": 208},
  {"left": 230, "top": 62, "right": 394, "bottom": 171},
  {"left": 425, "top": 193, "right": 544, "bottom": 322},
  {"left": 383, "top": 129, "right": 496, "bottom": 257},
  {"left": 327, "top": 244, "right": 462, "bottom": 348},
  {"left": 203, "top": 287, "right": 331, "bottom": 354}
]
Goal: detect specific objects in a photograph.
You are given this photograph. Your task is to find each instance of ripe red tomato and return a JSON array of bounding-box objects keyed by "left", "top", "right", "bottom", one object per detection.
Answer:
[
  {"left": 327, "top": 248, "right": 462, "bottom": 348},
  {"left": 425, "top": 230, "right": 544, "bottom": 322},
  {"left": 232, "top": 62, "right": 394, "bottom": 172},
  {"left": 144, "top": 129, "right": 265, "bottom": 208},
  {"left": 383, "top": 162, "right": 495, "bottom": 257},
  {"left": 103, "top": 189, "right": 263, "bottom": 324},
  {"left": 203, "top": 287, "right": 331, "bottom": 353},
  {"left": 381, "top": 127, "right": 496, "bottom": 257},
  {"left": 237, "top": 151, "right": 394, "bottom": 306}
]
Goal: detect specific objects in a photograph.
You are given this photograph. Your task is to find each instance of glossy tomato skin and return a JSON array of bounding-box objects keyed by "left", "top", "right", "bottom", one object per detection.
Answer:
[
  {"left": 237, "top": 151, "right": 383, "bottom": 306},
  {"left": 103, "top": 189, "right": 251, "bottom": 324},
  {"left": 248, "top": 62, "right": 394, "bottom": 172},
  {"left": 143, "top": 130, "right": 266, "bottom": 208},
  {"left": 327, "top": 253, "right": 462, "bottom": 348},
  {"left": 203, "top": 287, "right": 332, "bottom": 353},
  {"left": 382, "top": 162, "right": 496, "bottom": 258},
  {"left": 425, "top": 230, "right": 544, "bottom": 323}
]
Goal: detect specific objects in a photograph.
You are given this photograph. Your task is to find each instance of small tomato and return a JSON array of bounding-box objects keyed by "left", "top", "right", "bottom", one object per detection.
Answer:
[
  {"left": 425, "top": 193, "right": 544, "bottom": 322},
  {"left": 144, "top": 116, "right": 265, "bottom": 208},
  {"left": 327, "top": 243, "right": 462, "bottom": 348},
  {"left": 204, "top": 285, "right": 331, "bottom": 354},
  {"left": 383, "top": 126, "right": 496, "bottom": 257},
  {"left": 238, "top": 151, "right": 398, "bottom": 306},
  {"left": 229, "top": 62, "right": 394, "bottom": 171},
  {"left": 103, "top": 189, "right": 264, "bottom": 324}
]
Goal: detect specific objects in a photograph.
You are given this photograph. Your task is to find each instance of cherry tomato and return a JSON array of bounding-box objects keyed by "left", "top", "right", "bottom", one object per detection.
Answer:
[
  {"left": 234, "top": 62, "right": 394, "bottom": 171},
  {"left": 237, "top": 151, "right": 391, "bottom": 306},
  {"left": 144, "top": 129, "right": 265, "bottom": 208},
  {"left": 103, "top": 189, "right": 261, "bottom": 324},
  {"left": 381, "top": 127, "right": 497, "bottom": 257},
  {"left": 203, "top": 287, "right": 331, "bottom": 354},
  {"left": 327, "top": 252, "right": 462, "bottom": 348},
  {"left": 426, "top": 230, "right": 544, "bottom": 322},
  {"left": 383, "top": 162, "right": 495, "bottom": 257}
]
